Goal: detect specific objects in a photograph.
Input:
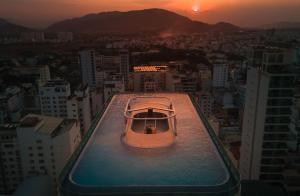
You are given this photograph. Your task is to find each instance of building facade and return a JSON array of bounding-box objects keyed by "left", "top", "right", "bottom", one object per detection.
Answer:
[
  {"left": 39, "top": 80, "right": 71, "bottom": 118},
  {"left": 132, "top": 66, "right": 168, "bottom": 92},
  {"left": 67, "top": 85, "right": 92, "bottom": 135},
  {"left": 17, "top": 114, "right": 81, "bottom": 185},
  {"left": 104, "top": 74, "right": 125, "bottom": 103},
  {"left": 79, "top": 49, "right": 129, "bottom": 88},
  {"left": 240, "top": 46, "right": 299, "bottom": 194},
  {"left": 212, "top": 59, "right": 229, "bottom": 88},
  {"left": 0, "top": 124, "right": 22, "bottom": 194}
]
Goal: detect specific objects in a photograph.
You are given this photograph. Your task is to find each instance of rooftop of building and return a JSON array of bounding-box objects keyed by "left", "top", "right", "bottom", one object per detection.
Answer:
[
  {"left": 61, "top": 93, "right": 239, "bottom": 195},
  {"left": 42, "top": 79, "right": 69, "bottom": 87},
  {"left": 133, "top": 65, "right": 169, "bottom": 72},
  {"left": 20, "top": 114, "right": 76, "bottom": 137},
  {"left": 0, "top": 124, "right": 18, "bottom": 135}
]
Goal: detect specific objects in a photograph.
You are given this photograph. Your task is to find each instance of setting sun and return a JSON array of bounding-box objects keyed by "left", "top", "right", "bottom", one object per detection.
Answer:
[{"left": 192, "top": 5, "right": 199, "bottom": 12}]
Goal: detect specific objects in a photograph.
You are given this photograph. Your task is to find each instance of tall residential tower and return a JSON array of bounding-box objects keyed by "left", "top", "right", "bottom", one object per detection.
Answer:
[{"left": 240, "top": 46, "right": 300, "bottom": 194}]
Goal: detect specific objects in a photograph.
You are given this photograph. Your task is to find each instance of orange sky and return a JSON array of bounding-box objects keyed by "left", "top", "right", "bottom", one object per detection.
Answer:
[{"left": 1, "top": 0, "right": 300, "bottom": 28}]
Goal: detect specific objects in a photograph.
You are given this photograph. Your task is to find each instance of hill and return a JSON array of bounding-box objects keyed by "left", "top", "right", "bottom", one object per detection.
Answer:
[
  {"left": 47, "top": 8, "right": 240, "bottom": 35},
  {"left": 0, "top": 18, "right": 32, "bottom": 36}
]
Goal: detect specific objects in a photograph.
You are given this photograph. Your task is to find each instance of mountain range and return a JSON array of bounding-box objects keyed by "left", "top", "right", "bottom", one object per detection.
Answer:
[
  {"left": 0, "top": 18, "right": 31, "bottom": 35},
  {"left": 0, "top": 9, "right": 241, "bottom": 36},
  {"left": 46, "top": 9, "right": 240, "bottom": 34}
]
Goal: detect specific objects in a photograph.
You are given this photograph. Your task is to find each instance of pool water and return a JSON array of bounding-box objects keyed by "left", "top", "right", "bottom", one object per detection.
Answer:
[{"left": 67, "top": 94, "right": 230, "bottom": 194}]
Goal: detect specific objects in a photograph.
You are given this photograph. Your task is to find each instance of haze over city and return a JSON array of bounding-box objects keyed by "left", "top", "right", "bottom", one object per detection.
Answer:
[{"left": 1, "top": 0, "right": 300, "bottom": 28}]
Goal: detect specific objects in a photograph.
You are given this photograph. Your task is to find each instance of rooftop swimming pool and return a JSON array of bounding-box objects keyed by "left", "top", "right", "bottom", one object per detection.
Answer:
[{"left": 60, "top": 94, "right": 239, "bottom": 195}]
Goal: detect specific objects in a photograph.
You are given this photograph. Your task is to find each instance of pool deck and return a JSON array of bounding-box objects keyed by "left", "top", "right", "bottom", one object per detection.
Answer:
[{"left": 62, "top": 93, "right": 233, "bottom": 195}]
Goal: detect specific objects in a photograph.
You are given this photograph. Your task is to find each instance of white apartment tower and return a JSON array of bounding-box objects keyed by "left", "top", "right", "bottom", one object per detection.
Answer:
[
  {"left": 16, "top": 114, "right": 81, "bottom": 184},
  {"left": 240, "top": 46, "right": 299, "bottom": 193},
  {"left": 39, "top": 80, "right": 71, "bottom": 118},
  {"left": 0, "top": 124, "right": 22, "bottom": 194},
  {"left": 67, "top": 85, "right": 92, "bottom": 135},
  {"left": 212, "top": 58, "right": 229, "bottom": 88}
]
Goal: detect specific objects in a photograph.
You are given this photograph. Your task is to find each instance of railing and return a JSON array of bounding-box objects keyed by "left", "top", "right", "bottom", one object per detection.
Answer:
[
  {"left": 58, "top": 95, "right": 114, "bottom": 185},
  {"left": 124, "top": 96, "right": 177, "bottom": 135},
  {"left": 189, "top": 94, "right": 240, "bottom": 194}
]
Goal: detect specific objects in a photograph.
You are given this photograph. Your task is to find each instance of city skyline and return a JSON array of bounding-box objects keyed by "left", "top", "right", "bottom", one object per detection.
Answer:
[
  {"left": 1, "top": 1, "right": 300, "bottom": 195},
  {"left": 1, "top": 0, "right": 300, "bottom": 28}
]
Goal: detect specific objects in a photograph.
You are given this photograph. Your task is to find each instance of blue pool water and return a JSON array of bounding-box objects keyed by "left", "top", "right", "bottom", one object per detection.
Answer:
[{"left": 66, "top": 94, "right": 231, "bottom": 194}]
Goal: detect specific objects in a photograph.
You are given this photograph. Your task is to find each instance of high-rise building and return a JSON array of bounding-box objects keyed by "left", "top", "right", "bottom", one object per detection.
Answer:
[
  {"left": 67, "top": 85, "right": 92, "bottom": 135},
  {"left": 167, "top": 72, "right": 198, "bottom": 93},
  {"left": 176, "top": 75, "right": 198, "bottom": 93},
  {"left": 198, "top": 92, "right": 213, "bottom": 118},
  {"left": 132, "top": 65, "right": 168, "bottom": 92},
  {"left": 79, "top": 50, "right": 96, "bottom": 87},
  {"left": 0, "top": 124, "right": 22, "bottom": 194},
  {"left": 198, "top": 64, "right": 212, "bottom": 91},
  {"left": 240, "top": 46, "right": 299, "bottom": 194},
  {"left": 22, "top": 83, "right": 41, "bottom": 115},
  {"left": 89, "top": 87, "right": 104, "bottom": 118},
  {"left": 103, "top": 74, "right": 125, "bottom": 103},
  {"left": 39, "top": 80, "right": 71, "bottom": 118},
  {"left": 79, "top": 49, "right": 129, "bottom": 88},
  {"left": 17, "top": 114, "right": 81, "bottom": 185},
  {"left": 212, "top": 58, "right": 229, "bottom": 88},
  {"left": 0, "top": 87, "right": 23, "bottom": 124}
]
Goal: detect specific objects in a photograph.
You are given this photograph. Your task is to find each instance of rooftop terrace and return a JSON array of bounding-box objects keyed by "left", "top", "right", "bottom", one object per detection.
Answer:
[{"left": 60, "top": 93, "right": 239, "bottom": 195}]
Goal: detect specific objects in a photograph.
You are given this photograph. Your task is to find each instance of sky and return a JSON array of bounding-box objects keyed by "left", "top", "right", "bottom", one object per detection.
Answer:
[{"left": 0, "top": 0, "right": 300, "bottom": 28}]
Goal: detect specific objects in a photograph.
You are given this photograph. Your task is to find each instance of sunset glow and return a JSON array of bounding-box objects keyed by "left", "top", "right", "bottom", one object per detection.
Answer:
[
  {"left": 0, "top": 0, "right": 300, "bottom": 27},
  {"left": 192, "top": 5, "right": 200, "bottom": 12}
]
